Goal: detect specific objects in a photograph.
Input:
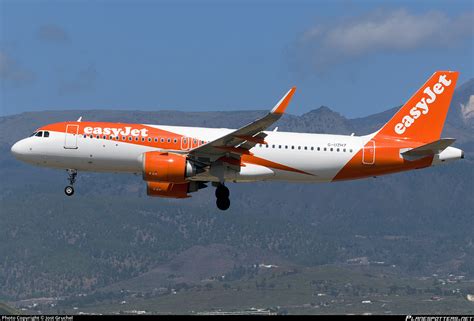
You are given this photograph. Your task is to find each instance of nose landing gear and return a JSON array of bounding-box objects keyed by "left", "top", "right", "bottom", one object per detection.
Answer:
[
  {"left": 65, "top": 169, "right": 77, "bottom": 196},
  {"left": 65, "top": 185, "right": 74, "bottom": 196},
  {"left": 215, "top": 183, "right": 230, "bottom": 211}
]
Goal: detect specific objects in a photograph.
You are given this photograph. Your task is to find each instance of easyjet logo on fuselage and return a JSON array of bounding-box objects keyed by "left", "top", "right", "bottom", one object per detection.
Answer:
[
  {"left": 394, "top": 74, "right": 452, "bottom": 135},
  {"left": 83, "top": 126, "right": 149, "bottom": 137}
]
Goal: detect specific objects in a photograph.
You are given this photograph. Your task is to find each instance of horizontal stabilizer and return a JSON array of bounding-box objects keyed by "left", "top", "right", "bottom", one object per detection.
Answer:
[{"left": 401, "top": 138, "right": 456, "bottom": 160}]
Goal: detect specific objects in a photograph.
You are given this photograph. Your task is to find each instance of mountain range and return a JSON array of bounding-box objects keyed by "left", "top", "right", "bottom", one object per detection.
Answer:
[{"left": 0, "top": 78, "right": 472, "bottom": 301}]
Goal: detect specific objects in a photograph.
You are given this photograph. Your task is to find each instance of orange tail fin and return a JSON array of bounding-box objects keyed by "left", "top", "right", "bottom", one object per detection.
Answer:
[{"left": 377, "top": 71, "right": 459, "bottom": 142}]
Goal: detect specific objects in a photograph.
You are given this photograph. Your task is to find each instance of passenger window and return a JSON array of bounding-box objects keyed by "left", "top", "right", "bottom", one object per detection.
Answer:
[
  {"left": 168, "top": 138, "right": 171, "bottom": 143},
  {"left": 142, "top": 137, "right": 145, "bottom": 142},
  {"left": 323, "top": 147, "right": 327, "bottom": 151},
  {"left": 148, "top": 138, "right": 152, "bottom": 142},
  {"left": 90, "top": 135, "right": 93, "bottom": 139},
  {"left": 272, "top": 144, "right": 275, "bottom": 148},
  {"left": 135, "top": 137, "right": 139, "bottom": 141},
  {"left": 317, "top": 147, "right": 320, "bottom": 151},
  {"left": 330, "top": 148, "right": 333, "bottom": 151},
  {"left": 343, "top": 148, "right": 346, "bottom": 152},
  {"left": 161, "top": 138, "right": 165, "bottom": 143},
  {"left": 154, "top": 138, "right": 158, "bottom": 142},
  {"left": 285, "top": 145, "right": 288, "bottom": 149},
  {"left": 44, "top": 131, "right": 50, "bottom": 138},
  {"left": 35, "top": 131, "right": 43, "bottom": 137},
  {"left": 103, "top": 135, "right": 107, "bottom": 139},
  {"left": 350, "top": 149, "right": 353, "bottom": 153},
  {"left": 337, "top": 148, "right": 340, "bottom": 152},
  {"left": 174, "top": 138, "right": 178, "bottom": 143},
  {"left": 291, "top": 146, "right": 294, "bottom": 149},
  {"left": 298, "top": 146, "right": 301, "bottom": 150},
  {"left": 304, "top": 146, "right": 307, "bottom": 150},
  {"left": 83, "top": 134, "right": 87, "bottom": 138},
  {"left": 96, "top": 135, "right": 100, "bottom": 139},
  {"left": 128, "top": 137, "right": 132, "bottom": 141},
  {"left": 279, "top": 145, "right": 281, "bottom": 149}
]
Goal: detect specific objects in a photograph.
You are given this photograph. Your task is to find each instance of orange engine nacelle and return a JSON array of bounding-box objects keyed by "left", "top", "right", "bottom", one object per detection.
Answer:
[
  {"left": 147, "top": 181, "right": 190, "bottom": 198},
  {"left": 142, "top": 152, "right": 195, "bottom": 183}
]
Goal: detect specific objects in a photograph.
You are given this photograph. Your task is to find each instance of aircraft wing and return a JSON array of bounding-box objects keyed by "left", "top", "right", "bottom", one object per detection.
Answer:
[
  {"left": 401, "top": 138, "right": 456, "bottom": 160},
  {"left": 188, "top": 87, "right": 296, "bottom": 165}
]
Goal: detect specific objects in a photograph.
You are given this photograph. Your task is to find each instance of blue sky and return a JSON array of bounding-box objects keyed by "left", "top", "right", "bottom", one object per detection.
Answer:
[{"left": 1, "top": 0, "right": 473, "bottom": 118}]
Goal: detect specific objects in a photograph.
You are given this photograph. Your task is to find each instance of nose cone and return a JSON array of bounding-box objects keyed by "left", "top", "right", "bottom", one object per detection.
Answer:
[
  {"left": 11, "top": 140, "right": 27, "bottom": 159},
  {"left": 11, "top": 141, "right": 20, "bottom": 157}
]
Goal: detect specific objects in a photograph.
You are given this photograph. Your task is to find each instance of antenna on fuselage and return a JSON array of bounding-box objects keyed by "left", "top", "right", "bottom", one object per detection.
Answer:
[{"left": 77, "top": 116, "right": 82, "bottom": 122}]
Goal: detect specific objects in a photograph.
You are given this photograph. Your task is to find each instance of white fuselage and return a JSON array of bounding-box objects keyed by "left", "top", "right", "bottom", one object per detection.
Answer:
[{"left": 12, "top": 125, "right": 370, "bottom": 183}]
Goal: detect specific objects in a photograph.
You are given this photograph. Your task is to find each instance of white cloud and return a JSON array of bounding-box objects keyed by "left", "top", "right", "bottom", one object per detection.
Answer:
[{"left": 290, "top": 9, "right": 474, "bottom": 73}]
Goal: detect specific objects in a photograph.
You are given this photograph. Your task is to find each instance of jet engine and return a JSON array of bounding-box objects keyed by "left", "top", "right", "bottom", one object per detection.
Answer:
[
  {"left": 147, "top": 181, "right": 207, "bottom": 198},
  {"left": 142, "top": 151, "right": 196, "bottom": 183}
]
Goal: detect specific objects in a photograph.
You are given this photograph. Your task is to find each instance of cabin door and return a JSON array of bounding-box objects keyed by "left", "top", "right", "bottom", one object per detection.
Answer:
[
  {"left": 64, "top": 124, "right": 79, "bottom": 149},
  {"left": 362, "top": 140, "right": 375, "bottom": 165}
]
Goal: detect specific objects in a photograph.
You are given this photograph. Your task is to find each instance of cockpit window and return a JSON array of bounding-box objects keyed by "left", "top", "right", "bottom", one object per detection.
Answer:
[{"left": 32, "top": 131, "right": 49, "bottom": 137}]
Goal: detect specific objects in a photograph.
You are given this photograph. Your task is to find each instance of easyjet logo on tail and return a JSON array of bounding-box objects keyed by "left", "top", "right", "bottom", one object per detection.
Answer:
[
  {"left": 84, "top": 126, "right": 149, "bottom": 137},
  {"left": 394, "top": 74, "right": 452, "bottom": 135}
]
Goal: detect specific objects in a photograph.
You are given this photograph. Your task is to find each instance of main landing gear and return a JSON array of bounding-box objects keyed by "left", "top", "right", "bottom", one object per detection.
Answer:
[
  {"left": 64, "top": 169, "right": 77, "bottom": 196},
  {"left": 215, "top": 183, "right": 230, "bottom": 211}
]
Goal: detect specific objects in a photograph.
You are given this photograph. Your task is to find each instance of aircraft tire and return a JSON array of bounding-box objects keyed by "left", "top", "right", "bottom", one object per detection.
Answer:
[
  {"left": 216, "top": 197, "right": 230, "bottom": 211},
  {"left": 65, "top": 186, "right": 74, "bottom": 196},
  {"left": 215, "top": 185, "right": 230, "bottom": 199}
]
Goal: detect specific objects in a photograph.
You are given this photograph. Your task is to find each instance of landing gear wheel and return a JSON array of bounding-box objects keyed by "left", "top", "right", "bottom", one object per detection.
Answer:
[
  {"left": 215, "top": 184, "right": 230, "bottom": 199},
  {"left": 65, "top": 185, "right": 74, "bottom": 196},
  {"left": 65, "top": 169, "right": 77, "bottom": 196},
  {"left": 216, "top": 197, "right": 230, "bottom": 211}
]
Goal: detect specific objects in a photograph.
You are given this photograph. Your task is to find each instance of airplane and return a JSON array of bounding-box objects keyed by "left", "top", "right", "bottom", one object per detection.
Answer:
[{"left": 11, "top": 71, "right": 464, "bottom": 210}]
